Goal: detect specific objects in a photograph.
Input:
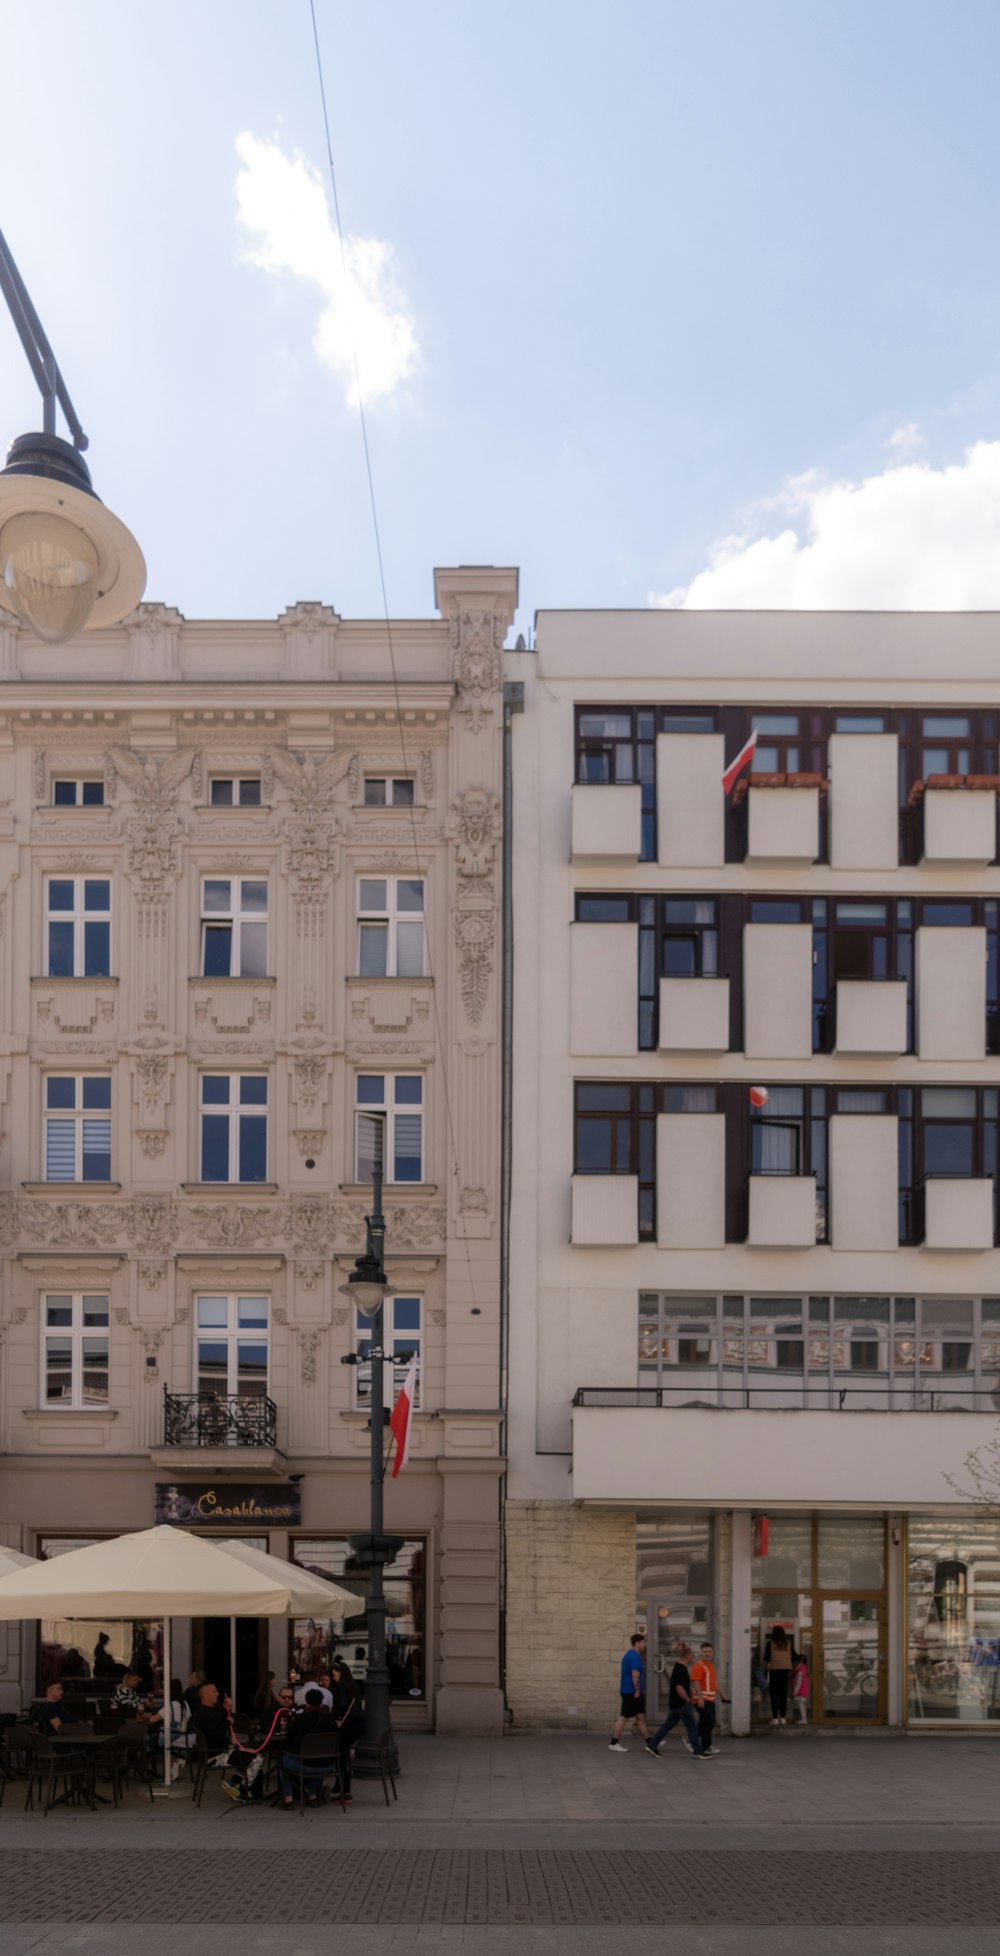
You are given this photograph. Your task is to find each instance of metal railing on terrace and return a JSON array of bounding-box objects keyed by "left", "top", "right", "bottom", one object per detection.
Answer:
[{"left": 162, "top": 1389, "right": 278, "bottom": 1448}]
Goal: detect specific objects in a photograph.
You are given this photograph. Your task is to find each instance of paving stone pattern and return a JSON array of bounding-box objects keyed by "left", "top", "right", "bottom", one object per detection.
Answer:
[{"left": 0, "top": 1849, "right": 997, "bottom": 1927}]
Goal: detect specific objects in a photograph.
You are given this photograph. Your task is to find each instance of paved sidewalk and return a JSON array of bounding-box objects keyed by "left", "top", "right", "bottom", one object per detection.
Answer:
[{"left": 0, "top": 1732, "right": 997, "bottom": 1953}]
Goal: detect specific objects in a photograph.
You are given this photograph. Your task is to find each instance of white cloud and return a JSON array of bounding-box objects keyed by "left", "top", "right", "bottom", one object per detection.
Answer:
[
  {"left": 234, "top": 132, "right": 418, "bottom": 407},
  {"left": 653, "top": 441, "right": 1000, "bottom": 609},
  {"left": 885, "top": 420, "right": 926, "bottom": 457}
]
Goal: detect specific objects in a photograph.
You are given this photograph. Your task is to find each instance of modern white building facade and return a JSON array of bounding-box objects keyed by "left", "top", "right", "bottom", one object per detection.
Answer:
[
  {"left": 505, "top": 611, "right": 1000, "bottom": 1735},
  {"left": 0, "top": 566, "right": 517, "bottom": 1733}
]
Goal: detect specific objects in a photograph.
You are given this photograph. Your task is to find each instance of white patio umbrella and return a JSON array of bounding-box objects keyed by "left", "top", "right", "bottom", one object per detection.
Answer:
[
  {"left": 0, "top": 1546, "right": 35, "bottom": 1577},
  {"left": 212, "top": 1538, "right": 356, "bottom": 1717},
  {"left": 0, "top": 1525, "right": 323, "bottom": 1792}
]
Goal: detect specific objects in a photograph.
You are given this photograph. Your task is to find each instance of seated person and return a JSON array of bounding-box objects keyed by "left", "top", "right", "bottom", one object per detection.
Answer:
[
  {"left": 113, "top": 1670, "right": 143, "bottom": 1710},
  {"left": 190, "top": 1680, "right": 232, "bottom": 1764},
  {"left": 31, "top": 1682, "right": 80, "bottom": 1735},
  {"left": 280, "top": 1687, "right": 339, "bottom": 1807},
  {"left": 293, "top": 1669, "right": 334, "bottom": 1710},
  {"left": 265, "top": 1682, "right": 296, "bottom": 1750},
  {"left": 148, "top": 1676, "right": 195, "bottom": 1783},
  {"left": 183, "top": 1669, "right": 206, "bottom": 1718}
]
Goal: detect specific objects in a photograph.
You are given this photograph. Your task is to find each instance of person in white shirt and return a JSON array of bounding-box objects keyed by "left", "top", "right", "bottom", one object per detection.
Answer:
[{"left": 294, "top": 1668, "right": 333, "bottom": 1711}]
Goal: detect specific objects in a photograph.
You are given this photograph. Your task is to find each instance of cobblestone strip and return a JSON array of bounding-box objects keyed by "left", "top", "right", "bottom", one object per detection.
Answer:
[{"left": 0, "top": 1849, "right": 998, "bottom": 1926}]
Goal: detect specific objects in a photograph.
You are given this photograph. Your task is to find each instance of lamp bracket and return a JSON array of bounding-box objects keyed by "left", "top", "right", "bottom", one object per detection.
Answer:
[{"left": 0, "top": 225, "right": 88, "bottom": 450}]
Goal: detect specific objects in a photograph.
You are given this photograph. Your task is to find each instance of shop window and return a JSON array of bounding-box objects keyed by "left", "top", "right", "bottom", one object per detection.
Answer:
[
  {"left": 290, "top": 1538, "right": 426, "bottom": 1700},
  {"left": 36, "top": 1549, "right": 162, "bottom": 1698},
  {"left": 45, "top": 876, "right": 111, "bottom": 978},
  {"left": 908, "top": 1516, "right": 1000, "bottom": 1722}
]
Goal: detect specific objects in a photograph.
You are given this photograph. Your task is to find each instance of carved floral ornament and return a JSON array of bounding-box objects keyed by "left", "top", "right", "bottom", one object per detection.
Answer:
[
  {"left": 453, "top": 908, "right": 496, "bottom": 1025},
  {"left": 0, "top": 1192, "right": 447, "bottom": 1255},
  {"left": 447, "top": 606, "right": 505, "bottom": 733},
  {"left": 447, "top": 787, "right": 501, "bottom": 877}
]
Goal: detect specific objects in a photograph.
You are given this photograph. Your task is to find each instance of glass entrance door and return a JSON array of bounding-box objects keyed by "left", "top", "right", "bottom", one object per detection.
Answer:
[
  {"left": 645, "top": 1596, "right": 712, "bottom": 1725},
  {"left": 816, "top": 1598, "right": 885, "bottom": 1722}
]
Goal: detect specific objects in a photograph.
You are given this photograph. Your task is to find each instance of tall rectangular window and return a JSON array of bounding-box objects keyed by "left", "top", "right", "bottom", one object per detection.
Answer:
[
  {"left": 195, "top": 1295, "right": 269, "bottom": 1397},
  {"left": 45, "top": 877, "right": 111, "bottom": 977},
  {"left": 355, "top": 1075, "right": 424, "bottom": 1183},
  {"left": 201, "top": 878, "right": 268, "bottom": 977},
  {"left": 43, "top": 1294, "right": 109, "bottom": 1406},
  {"left": 200, "top": 1074, "right": 268, "bottom": 1183},
  {"left": 45, "top": 1075, "right": 111, "bottom": 1182},
  {"left": 355, "top": 1296, "right": 421, "bottom": 1406},
  {"left": 357, "top": 878, "right": 425, "bottom": 978}
]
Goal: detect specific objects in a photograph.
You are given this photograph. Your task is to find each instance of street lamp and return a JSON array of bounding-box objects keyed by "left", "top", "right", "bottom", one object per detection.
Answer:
[
  {"left": 0, "top": 225, "right": 145, "bottom": 643},
  {"left": 338, "top": 1156, "right": 402, "bottom": 1775}
]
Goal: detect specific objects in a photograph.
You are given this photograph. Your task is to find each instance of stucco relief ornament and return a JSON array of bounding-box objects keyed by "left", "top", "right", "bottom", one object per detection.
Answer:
[
  {"left": 184, "top": 1205, "right": 277, "bottom": 1249},
  {"left": 0, "top": 1194, "right": 20, "bottom": 1247},
  {"left": 447, "top": 787, "right": 502, "bottom": 877},
  {"left": 124, "top": 1195, "right": 179, "bottom": 1254},
  {"left": 454, "top": 909, "right": 496, "bottom": 1024},
  {"left": 298, "top": 1328, "right": 320, "bottom": 1385},
  {"left": 287, "top": 1195, "right": 335, "bottom": 1254},
  {"left": 450, "top": 608, "right": 504, "bottom": 733},
  {"left": 108, "top": 747, "right": 196, "bottom": 900},
  {"left": 137, "top": 1258, "right": 166, "bottom": 1289},
  {"left": 295, "top": 1259, "right": 324, "bottom": 1293}
]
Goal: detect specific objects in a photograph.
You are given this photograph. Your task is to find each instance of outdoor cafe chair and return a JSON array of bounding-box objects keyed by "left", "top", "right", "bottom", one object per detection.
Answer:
[
  {"left": 375, "top": 1730, "right": 398, "bottom": 1808},
  {"left": 0, "top": 1726, "right": 33, "bottom": 1807},
  {"left": 288, "top": 1732, "right": 346, "bottom": 1814},
  {"left": 30, "top": 1737, "right": 90, "bottom": 1816},
  {"left": 114, "top": 1721, "right": 156, "bottom": 1803}
]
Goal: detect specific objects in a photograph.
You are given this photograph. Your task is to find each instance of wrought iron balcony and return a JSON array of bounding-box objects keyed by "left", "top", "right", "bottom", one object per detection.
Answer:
[{"left": 162, "top": 1390, "right": 278, "bottom": 1449}]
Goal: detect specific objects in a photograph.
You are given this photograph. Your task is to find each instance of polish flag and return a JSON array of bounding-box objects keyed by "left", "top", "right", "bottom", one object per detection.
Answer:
[
  {"left": 722, "top": 728, "right": 758, "bottom": 796},
  {"left": 749, "top": 1086, "right": 770, "bottom": 1109},
  {"left": 389, "top": 1352, "right": 419, "bottom": 1479}
]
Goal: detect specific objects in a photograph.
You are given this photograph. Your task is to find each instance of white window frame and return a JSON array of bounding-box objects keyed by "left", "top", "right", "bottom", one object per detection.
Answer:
[
  {"left": 44, "top": 1073, "right": 112, "bottom": 1182},
  {"left": 199, "top": 1072, "right": 269, "bottom": 1183},
  {"left": 41, "top": 1292, "right": 110, "bottom": 1409},
  {"left": 356, "top": 876, "right": 425, "bottom": 978},
  {"left": 209, "top": 777, "right": 263, "bottom": 807},
  {"left": 362, "top": 776, "right": 415, "bottom": 807},
  {"left": 355, "top": 1295, "right": 421, "bottom": 1408},
  {"left": 194, "top": 1293, "right": 270, "bottom": 1397},
  {"left": 354, "top": 1074, "right": 424, "bottom": 1184},
  {"left": 44, "top": 874, "right": 112, "bottom": 978},
  {"left": 200, "top": 875, "right": 269, "bottom": 977},
  {"left": 51, "top": 778, "right": 105, "bottom": 808}
]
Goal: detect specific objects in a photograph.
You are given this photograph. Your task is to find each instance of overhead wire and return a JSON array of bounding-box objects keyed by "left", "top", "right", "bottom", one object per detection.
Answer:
[{"left": 307, "top": 0, "right": 483, "bottom": 1319}]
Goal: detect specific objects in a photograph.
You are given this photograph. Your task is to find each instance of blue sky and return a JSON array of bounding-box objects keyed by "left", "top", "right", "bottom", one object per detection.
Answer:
[{"left": 5, "top": 0, "right": 1000, "bottom": 630}]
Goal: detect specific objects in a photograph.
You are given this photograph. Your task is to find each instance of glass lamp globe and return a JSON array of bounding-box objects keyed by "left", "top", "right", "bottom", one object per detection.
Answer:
[{"left": 0, "top": 510, "right": 100, "bottom": 643}]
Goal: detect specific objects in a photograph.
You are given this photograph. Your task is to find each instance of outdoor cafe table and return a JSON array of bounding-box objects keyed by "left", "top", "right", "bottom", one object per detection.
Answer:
[{"left": 48, "top": 1731, "right": 119, "bottom": 1808}]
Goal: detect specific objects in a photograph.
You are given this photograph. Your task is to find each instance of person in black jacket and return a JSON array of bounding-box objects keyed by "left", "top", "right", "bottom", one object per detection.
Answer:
[
  {"left": 279, "top": 1688, "right": 339, "bottom": 1806},
  {"left": 330, "top": 1660, "right": 359, "bottom": 1802},
  {"left": 764, "top": 1624, "right": 801, "bottom": 1726}
]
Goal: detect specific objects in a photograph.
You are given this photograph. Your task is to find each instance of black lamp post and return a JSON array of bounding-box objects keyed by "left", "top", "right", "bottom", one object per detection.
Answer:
[
  {"left": 0, "top": 224, "right": 145, "bottom": 642},
  {"left": 338, "top": 1159, "right": 402, "bottom": 1776}
]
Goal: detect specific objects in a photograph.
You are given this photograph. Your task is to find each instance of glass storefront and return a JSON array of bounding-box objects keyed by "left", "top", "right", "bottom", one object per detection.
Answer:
[
  {"left": 290, "top": 1537, "right": 426, "bottom": 1700},
  {"left": 752, "top": 1514, "right": 886, "bottom": 1725},
  {"left": 908, "top": 1516, "right": 1000, "bottom": 1723},
  {"left": 636, "top": 1515, "right": 715, "bottom": 1724},
  {"left": 36, "top": 1537, "right": 163, "bottom": 1696}
]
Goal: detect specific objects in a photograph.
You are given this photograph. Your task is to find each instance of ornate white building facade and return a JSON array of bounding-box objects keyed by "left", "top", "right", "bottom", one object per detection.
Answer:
[{"left": 0, "top": 565, "right": 517, "bottom": 1733}]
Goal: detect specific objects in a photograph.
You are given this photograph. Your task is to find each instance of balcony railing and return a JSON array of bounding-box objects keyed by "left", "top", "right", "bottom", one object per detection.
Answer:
[
  {"left": 162, "top": 1389, "right": 278, "bottom": 1449},
  {"left": 573, "top": 1384, "right": 998, "bottom": 1413}
]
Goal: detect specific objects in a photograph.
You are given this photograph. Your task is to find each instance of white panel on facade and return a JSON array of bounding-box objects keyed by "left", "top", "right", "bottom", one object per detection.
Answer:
[
  {"left": 916, "top": 926, "right": 986, "bottom": 1061},
  {"left": 923, "top": 1178, "right": 994, "bottom": 1252},
  {"left": 830, "top": 1115, "right": 898, "bottom": 1252},
  {"left": 571, "top": 784, "right": 642, "bottom": 862},
  {"left": 656, "top": 1113, "right": 725, "bottom": 1249},
  {"left": 570, "top": 1175, "right": 639, "bottom": 1246},
  {"left": 743, "top": 923, "right": 813, "bottom": 1059},
  {"left": 658, "top": 976, "right": 730, "bottom": 1053},
  {"left": 570, "top": 924, "right": 637, "bottom": 1057},
  {"left": 922, "top": 788, "right": 997, "bottom": 866},
  {"left": 834, "top": 980, "right": 908, "bottom": 1056},
  {"left": 656, "top": 733, "right": 725, "bottom": 868},
  {"left": 747, "top": 1175, "right": 817, "bottom": 1247},
  {"left": 828, "top": 733, "right": 899, "bottom": 870},
  {"left": 746, "top": 786, "right": 819, "bottom": 865}
]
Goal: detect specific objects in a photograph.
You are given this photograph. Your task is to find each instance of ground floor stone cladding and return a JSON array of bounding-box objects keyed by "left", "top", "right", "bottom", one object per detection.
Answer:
[{"left": 504, "top": 1500, "right": 635, "bottom": 1729}]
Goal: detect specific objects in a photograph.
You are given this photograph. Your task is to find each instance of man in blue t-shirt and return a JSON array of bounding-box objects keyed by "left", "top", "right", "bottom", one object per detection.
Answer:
[{"left": 609, "top": 1633, "right": 649, "bottom": 1751}]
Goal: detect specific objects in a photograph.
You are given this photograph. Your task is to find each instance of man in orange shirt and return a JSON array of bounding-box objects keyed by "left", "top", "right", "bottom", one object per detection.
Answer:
[{"left": 690, "top": 1641, "right": 730, "bottom": 1758}]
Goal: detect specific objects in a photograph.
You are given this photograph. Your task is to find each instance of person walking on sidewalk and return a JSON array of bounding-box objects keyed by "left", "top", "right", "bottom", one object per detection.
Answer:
[
  {"left": 609, "top": 1634, "right": 649, "bottom": 1751},
  {"left": 690, "top": 1641, "right": 730, "bottom": 1758},
  {"left": 645, "top": 1643, "right": 708, "bottom": 1760}
]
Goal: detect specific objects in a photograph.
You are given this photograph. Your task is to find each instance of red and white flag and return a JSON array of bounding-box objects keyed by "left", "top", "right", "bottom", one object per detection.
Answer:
[
  {"left": 721, "top": 728, "right": 758, "bottom": 796},
  {"left": 749, "top": 1085, "right": 770, "bottom": 1109},
  {"left": 389, "top": 1352, "right": 419, "bottom": 1479}
]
